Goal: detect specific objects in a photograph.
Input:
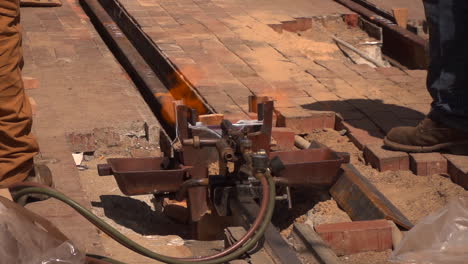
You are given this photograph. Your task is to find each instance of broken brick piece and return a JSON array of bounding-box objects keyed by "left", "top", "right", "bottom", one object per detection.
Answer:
[
  {"left": 68, "top": 133, "right": 97, "bottom": 152},
  {"left": 23, "top": 77, "right": 39, "bottom": 90},
  {"left": 315, "top": 220, "right": 393, "bottom": 256},
  {"left": 444, "top": 154, "right": 468, "bottom": 189},
  {"left": 364, "top": 144, "right": 409, "bottom": 171},
  {"left": 275, "top": 107, "right": 335, "bottom": 134},
  {"left": 344, "top": 13, "right": 359, "bottom": 27},
  {"left": 410, "top": 153, "right": 447, "bottom": 176},
  {"left": 199, "top": 114, "right": 224, "bottom": 126},
  {"left": 271, "top": 127, "right": 295, "bottom": 151}
]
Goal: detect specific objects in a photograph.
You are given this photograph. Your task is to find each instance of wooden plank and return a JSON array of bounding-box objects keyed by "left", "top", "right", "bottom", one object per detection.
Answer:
[{"left": 330, "top": 164, "right": 413, "bottom": 230}]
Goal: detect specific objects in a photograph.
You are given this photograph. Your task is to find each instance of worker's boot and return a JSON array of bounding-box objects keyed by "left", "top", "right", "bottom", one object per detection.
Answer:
[
  {"left": 384, "top": 118, "right": 468, "bottom": 153},
  {"left": 10, "top": 164, "right": 54, "bottom": 204}
]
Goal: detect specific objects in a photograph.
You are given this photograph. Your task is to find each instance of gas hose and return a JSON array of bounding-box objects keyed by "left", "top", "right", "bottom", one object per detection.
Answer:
[{"left": 12, "top": 172, "right": 276, "bottom": 264}]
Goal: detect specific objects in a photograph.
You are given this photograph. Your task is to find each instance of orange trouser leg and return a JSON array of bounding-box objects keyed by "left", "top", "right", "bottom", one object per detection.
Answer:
[{"left": 0, "top": 0, "right": 39, "bottom": 187}]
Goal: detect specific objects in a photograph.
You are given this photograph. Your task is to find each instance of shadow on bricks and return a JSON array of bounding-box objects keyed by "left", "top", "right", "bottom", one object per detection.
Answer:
[
  {"left": 92, "top": 195, "right": 191, "bottom": 239},
  {"left": 299, "top": 99, "right": 426, "bottom": 138}
]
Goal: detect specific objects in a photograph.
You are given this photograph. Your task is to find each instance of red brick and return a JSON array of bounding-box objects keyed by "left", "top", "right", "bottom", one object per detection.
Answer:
[
  {"left": 275, "top": 107, "right": 335, "bottom": 134},
  {"left": 295, "top": 17, "right": 313, "bottom": 31},
  {"left": 387, "top": 74, "right": 417, "bottom": 84},
  {"left": 315, "top": 61, "right": 360, "bottom": 79},
  {"left": 410, "top": 153, "right": 447, "bottom": 176},
  {"left": 444, "top": 154, "right": 468, "bottom": 189},
  {"left": 279, "top": 18, "right": 312, "bottom": 33},
  {"left": 291, "top": 96, "right": 317, "bottom": 107},
  {"left": 348, "top": 130, "right": 383, "bottom": 150},
  {"left": 347, "top": 63, "right": 376, "bottom": 75},
  {"left": 23, "top": 77, "right": 40, "bottom": 90},
  {"left": 268, "top": 24, "right": 283, "bottom": 33},
  {"left": 375, "top": 67, "right": 406, "bottom": 76},
  {"left": 339, "top": 120, "right": 384, "bottom": 149},
  {"left": 405, "top": 70, "right": 427, "bottom": 79},
  {"left": 238, "top": 76, "right": 274, "bottom": 94},
  {"left": 306, "top": 68, "right": 336, "bottom": 79},
  {"left": 310, "top": 91, "right": 340, "bottom": 101},
  {"left": 271, "top": 127, "right": 295, "bottom": 151},
  {"left": 364, "top": 144, "right": 409, "bottom": 171},
  {"left": 315, "top": 220, "right": 393, "bottom": 256},
  {"left": 367, "top": 111, "right": 403, "bottom": 133}
]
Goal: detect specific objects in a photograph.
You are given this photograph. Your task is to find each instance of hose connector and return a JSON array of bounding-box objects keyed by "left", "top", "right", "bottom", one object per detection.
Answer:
[{"left": 252, "top": 149, "right": 268, "bottom": 174}]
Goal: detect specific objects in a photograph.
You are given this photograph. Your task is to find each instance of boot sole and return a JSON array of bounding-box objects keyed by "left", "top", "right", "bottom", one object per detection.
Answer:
[{"left": 383, "top": 137, "right": 468, "bottom": 153}]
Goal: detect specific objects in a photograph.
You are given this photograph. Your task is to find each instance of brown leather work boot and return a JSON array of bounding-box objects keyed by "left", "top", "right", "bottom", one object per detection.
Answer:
[{"left": 384, "top": 118, "right": 468, "bottom": 153}]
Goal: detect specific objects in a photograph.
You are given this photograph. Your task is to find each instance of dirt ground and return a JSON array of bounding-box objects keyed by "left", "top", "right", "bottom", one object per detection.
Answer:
[
  {"left": 305, "top": 129, "right": 466, "bottom": 224},
  {"left": 340, "top": 250, "right": 392, "bottom": 264},
  {"left": 301, "top": 129, "right": 466, "bottom": 264},
  {"left": 73, "top": 123, "right": 467, "bottom": 264},
  {"left": 78, "top": 152, "right": 193, "bottom": 263}
]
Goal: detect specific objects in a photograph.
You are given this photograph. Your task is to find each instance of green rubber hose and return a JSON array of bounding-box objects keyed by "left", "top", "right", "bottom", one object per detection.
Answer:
[{"left": 13, "top": 173, "right": 276, "bottom": 264}]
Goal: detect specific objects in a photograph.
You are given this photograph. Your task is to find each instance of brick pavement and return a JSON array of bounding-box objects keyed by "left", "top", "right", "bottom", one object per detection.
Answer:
[
  {"left": 19, "top": 0, "right": 162, "bottom": 259},
  {"left": 109, "top": 0, "right": 468, "bottom": 186},
  {"left": 111, "top": 0, "right": 460, "bottom": 179},
  {"left": 116, "top": 0, "right": 430, "bottom": 133}
]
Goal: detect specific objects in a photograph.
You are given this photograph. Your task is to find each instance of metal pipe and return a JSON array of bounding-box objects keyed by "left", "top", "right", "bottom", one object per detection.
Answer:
[
  {"left": 182, "top": 138, "right": 219, "bottom": 147},
  {"left": 332, "top": 36, "right": 386, "bottom": 67}
]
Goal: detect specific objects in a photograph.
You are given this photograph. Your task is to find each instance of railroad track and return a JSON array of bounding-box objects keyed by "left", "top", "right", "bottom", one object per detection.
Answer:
[{"left": 79, "top": 0, "right": 422, "bottom": 263}]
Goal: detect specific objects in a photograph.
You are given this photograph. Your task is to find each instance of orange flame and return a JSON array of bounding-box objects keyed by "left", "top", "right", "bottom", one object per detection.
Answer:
[{"left": 155, "top": 65, "right": 209, "bottom": 125}]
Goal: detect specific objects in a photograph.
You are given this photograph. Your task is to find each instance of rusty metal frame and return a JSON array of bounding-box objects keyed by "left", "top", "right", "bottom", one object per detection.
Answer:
[{"left": 98, "top": 100, "right": 348, "bottom": 226}]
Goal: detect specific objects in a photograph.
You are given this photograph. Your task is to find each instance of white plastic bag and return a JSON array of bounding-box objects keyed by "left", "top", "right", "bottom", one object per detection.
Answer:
[
  {"left": 0, "top": 197, "right": 85, "bottom": 264},
  {"left": 390, "top": 196, "right": 468, "bottom": 264}
]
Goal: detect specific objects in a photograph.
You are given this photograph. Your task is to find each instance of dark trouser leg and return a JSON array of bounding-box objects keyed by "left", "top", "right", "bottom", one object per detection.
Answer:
[{"left": 424, "top": 0, "right": 468, "bottom": 131}]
